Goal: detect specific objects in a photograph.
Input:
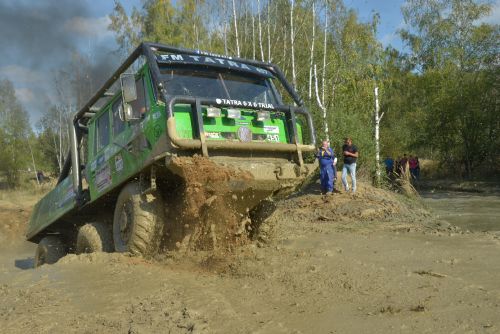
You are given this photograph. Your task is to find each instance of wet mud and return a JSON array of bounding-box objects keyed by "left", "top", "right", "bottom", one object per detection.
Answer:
[
  {"left": 162, "top": 156, "right": 255, "bottom": 254},
  {"left": 1, "top": 181, "right": 500, "bottom": 333},
  {"left": 421, "top": 190, "right": 500, "bottom": 232}
]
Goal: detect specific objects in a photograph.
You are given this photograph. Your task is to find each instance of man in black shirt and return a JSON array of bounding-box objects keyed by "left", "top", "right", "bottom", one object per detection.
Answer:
[{"left": 341, "top": 137, "right": 359, "bottom": 193}]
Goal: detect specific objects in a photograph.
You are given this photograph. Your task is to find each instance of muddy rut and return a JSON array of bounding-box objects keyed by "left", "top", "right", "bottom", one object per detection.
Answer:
[{"left": 1, "top": 181, "right": 500, "bottom": 333}]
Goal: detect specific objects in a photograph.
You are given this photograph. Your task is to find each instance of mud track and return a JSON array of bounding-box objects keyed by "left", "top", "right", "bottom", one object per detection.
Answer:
[{"left": 1, "top": 181, "right": 500, "bottom": 333}]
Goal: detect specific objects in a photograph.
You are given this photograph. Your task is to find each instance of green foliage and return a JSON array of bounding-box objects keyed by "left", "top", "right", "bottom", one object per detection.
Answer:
[
  {"left": 390, "top": 0, "right": 499, "bottom": 178},
  {"left": 109, "top": 0, "right": 209, "bottom": 54},
  {"left": 0, "top": 79, "right": 32, "bottom": 187}
]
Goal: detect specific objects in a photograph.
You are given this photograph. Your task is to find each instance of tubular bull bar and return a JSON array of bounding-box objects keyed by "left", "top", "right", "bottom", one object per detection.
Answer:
[{"left": 164, "top": 95, "right": 317, "bottom": 168}]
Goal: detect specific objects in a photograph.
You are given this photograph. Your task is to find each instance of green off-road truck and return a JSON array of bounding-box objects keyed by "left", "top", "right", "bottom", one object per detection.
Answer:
[{"left": 27, "top": 42, "right": 317, "bottom": 267}]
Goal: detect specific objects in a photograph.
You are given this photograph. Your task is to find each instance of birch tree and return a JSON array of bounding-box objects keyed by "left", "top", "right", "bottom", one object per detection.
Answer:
[
  {"left": 290, "top": 0, "right": 297, "bottom": 88},
  {"left": 321, "top": 3, "right": 328, "bottom": 104},
  {"left": 252, "top": 15, "right": 256, "bottom": 59},
  {"left": 308, "top": 2, "right": 316, "bottom": 99},
  {"left": 267, "top": 2, "right": 271, "bottom": 62},
  {"left": 314, "top": 65, "right": 328, "bottom": 139},
  {"left": 257, "top": 0, "right": 265, "bottom": 61},
  {"left": 231, "top": 0, "right": 240, "bottom": 57},
  {"left": 374, "top": 86, "right": 384, "bottom": 183}
]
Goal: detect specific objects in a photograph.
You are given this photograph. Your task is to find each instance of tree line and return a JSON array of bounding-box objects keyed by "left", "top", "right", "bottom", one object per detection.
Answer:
[{"left": 0, "top": 0, "right": 497, "bottom": 187}]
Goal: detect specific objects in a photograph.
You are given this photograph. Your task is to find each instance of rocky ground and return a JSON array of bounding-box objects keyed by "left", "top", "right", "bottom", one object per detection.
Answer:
[{"left": 1, "top": 181, "right": 499, "bottom": 333}]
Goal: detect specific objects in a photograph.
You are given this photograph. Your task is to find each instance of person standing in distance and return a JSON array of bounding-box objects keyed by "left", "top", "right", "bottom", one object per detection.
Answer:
[
  {"left": 316, "top": 140, "right": 336, "bottom": 194},
  {"left": 342, "top": 137, "right": 359, "bottom": 193}
]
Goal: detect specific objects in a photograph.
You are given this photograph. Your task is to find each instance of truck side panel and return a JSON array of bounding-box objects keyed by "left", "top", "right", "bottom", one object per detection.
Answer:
[{"left": 26, "top": 176, "right": 76, "bottom": 240}]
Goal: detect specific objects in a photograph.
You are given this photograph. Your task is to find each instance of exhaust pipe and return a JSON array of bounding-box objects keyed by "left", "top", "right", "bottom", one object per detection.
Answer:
[{"left": 69, "top": 119, "right": 81, "bottom": 197}]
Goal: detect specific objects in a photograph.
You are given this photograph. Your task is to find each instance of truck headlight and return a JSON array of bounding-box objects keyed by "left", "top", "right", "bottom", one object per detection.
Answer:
[
  {"left": 206, "top": 106, "right": 221, "bottom": 118},
  {"left": 257, "top": 110, "right": 270, "bottom": 121},
  {"left": 227, "top": 108, "right": 241, "bottom": 119}
]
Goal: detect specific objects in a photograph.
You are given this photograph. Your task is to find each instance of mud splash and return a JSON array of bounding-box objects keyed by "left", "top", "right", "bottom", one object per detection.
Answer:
[{"left": 162, "top": 156, "right": 255, "bottom": 254}]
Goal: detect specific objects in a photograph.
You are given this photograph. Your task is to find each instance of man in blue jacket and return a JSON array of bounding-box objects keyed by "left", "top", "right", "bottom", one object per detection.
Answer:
[{"left": 316, "top": 140, "right": 337, "bottom": 194}]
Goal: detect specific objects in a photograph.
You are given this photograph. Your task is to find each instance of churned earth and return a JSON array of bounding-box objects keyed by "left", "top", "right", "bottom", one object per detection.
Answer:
[{"left": 1, "top": 180, "right": 499, "bottom": 334}]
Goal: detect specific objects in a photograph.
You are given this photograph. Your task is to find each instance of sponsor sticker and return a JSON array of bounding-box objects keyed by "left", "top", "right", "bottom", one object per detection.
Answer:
[
  {"left": 57, "top": 181, "right": 75, "bottom": 208},
  {"left": 97, "top": 155, "right": 105, "bottom": 167},
  {"left": 264, "top": 126, "right": 279, "bottom": 134},
  {"left": 205, "top": 132, "right": 221, "bottom": 139},
  {"left": 95, "top": 164, "right": 112, "bottom": 193},
  {"left": 115, "top": 155, "right": 124, "bottom": 172}
]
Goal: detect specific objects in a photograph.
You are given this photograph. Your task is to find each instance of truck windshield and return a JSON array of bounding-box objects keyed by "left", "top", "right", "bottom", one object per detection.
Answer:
[{"left": 160, "top": 66, "right": 280, "bottom": 105}]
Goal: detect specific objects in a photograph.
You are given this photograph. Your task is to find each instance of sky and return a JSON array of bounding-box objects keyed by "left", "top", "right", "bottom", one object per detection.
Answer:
[{"left": 0, "top": 0, "right": 498, "bottom": 126}]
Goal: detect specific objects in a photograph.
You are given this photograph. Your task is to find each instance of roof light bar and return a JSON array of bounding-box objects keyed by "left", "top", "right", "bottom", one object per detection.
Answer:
[
  {"left": 227, "top": 108, "right": 241, "bottom": 119},
  {"left": 206, "top": 106, "right": 221, "bottom": 118},
  {"left": 257, "top": 110, "right": 270, "bottom": 122}
]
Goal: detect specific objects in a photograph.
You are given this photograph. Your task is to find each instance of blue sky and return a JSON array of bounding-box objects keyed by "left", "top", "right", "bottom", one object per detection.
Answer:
[
  {"left": 347, "top": 0, "right": 407, "bottom": 50},
  {"left": 0, "top": 0, "right": 498, "bottom": 125}
]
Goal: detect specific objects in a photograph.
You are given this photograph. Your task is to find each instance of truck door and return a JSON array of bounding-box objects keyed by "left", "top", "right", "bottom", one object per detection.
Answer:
[
  {"left": 87, "top": 71, "right": 152, "bottom": 202},
  {"left": 88, "top": 108, "right": 113, "bottom": 198}
]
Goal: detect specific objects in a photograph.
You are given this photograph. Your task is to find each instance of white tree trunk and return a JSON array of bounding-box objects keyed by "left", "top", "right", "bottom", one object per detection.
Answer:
[
  {"left": 308, "top": 2, "right": 316, "bottom": 99},
  {"left": 374, "top": 86, "right": 384, "bottom": 184},
  {"left": 221, "top": 0, "right": 228, "bottom": 55},
  {"left": 282, "top": 28, "right": 287, "bottom": 69},
  {"left": 321, "top": 6, "right": 327, "bottom": 103},
  {"left": 231, "top": 0, "right": 240, "bottom": 57},
  {"left": 252, "top": 16, "right": 256, "bottom": 60},
  {"left": 194, "top": 22, "right": 200, "bottom": 50},
  {"left": 290, "top": 0, "right": 297, "bottom": 88},
  {"left": 267, "top": 2, "right": 271, "bottom": 62},
  {"left": 314, "top": 65, "right": 329, "bottom": 139},
  {"left": 223, "top": 21, "right": 228, "bottom": 54},
  {"left": 257, "top": 0, "right": 265, "bottom": 61},
  {"left": 28, "top": 139, "right": 39, "bottom": 185}
]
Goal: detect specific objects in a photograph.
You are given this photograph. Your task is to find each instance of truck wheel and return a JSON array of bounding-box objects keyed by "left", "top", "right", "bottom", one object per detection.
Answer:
[
  {"left": 76, "top": 222, "right": 113, "bottom": 254},
  {"left": 113, "top": 182, "right": 165, "bottom": 256},
  {"left": 34, "top": 236, "right": 66, "bottom": 267}
]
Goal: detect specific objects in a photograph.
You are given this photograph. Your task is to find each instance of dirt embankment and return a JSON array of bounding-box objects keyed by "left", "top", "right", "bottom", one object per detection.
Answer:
[
  {"left": 0, "top": 191, "right": 39, "bottom": 248},
  {"left": 1, "top": 177, "right": 499, "bottom": 333}
]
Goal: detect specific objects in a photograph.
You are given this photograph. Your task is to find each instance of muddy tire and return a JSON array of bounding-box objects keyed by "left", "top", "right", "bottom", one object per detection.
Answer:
[
  {"left": 76, "top": 222, "right": 113, "bottom": 254},
  {"left": 113, "top": 182, "right": 165, "bottom": 256},
  {"left": 34, "top": 236, "right": 66, "bottom": 267}
]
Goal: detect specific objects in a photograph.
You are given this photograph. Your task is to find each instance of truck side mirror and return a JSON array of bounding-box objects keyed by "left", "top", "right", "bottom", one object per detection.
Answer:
[
  {"left": 123, "top": 104, "right": 139, "bottom": 121},
  {"left": 120, "top": 74, "right": 141, "bottom": 121},
  {"left": 120, "top": 73, "right": 137, "bottom": 103}
]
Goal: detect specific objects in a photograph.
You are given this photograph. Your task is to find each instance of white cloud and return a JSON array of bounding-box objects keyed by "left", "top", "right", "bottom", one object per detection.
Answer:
[
  {"left": 15, "top": 87, "right": 35, "bottom": 104},
  {"left": 480, "top": 0, "right": 500, "bottom": 24},
  {"left": 0, "top": 65, "right": 44, "bottom": 83},
  {"left": 64, "top": 15, "right": 113, "bottom": 39}
]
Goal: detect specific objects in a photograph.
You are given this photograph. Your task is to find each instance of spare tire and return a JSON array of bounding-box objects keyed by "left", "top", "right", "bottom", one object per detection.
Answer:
[
  {"left": 34, "top": 236, "right": 66, "bottom": 267},
  {"left": 76, "top": 222, "right": 113, "bottom": 254},
  {"left": 113, "top": 182, "right": 165, "bottom": 257}
]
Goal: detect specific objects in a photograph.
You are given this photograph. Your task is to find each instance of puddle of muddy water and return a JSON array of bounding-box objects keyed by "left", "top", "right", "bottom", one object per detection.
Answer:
[{"left": 420, "top": 191, "right": 500, "bottom": 232}]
